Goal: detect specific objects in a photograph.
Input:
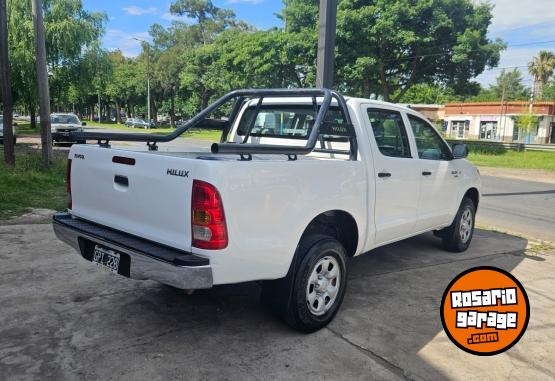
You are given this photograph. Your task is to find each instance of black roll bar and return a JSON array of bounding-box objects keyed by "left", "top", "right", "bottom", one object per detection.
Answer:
[{"left": 66, "top": 88, "right": 356, "bottom": 159}]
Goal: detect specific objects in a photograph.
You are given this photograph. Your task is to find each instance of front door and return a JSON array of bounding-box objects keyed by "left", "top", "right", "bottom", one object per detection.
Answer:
[
  {"left": 362, "top": 106, "right": 421, "bottom": 245},
  {"left": 405, "top": 114, "right": 460, "bottom": 231}
]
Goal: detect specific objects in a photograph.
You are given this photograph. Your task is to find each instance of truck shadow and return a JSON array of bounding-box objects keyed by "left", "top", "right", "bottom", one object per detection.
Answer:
[{"left": 52, "top": 229, "right": 529, "bottom": 379}]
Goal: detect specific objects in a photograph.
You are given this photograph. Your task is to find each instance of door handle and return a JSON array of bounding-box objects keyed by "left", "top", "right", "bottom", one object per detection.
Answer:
[
  {"left": 114, "top": 175, "right": 129, "bottom": 187},
  {"left": 378, "top": 171, "right": 391, "bottom": 178},
  {"left": 451, "top": 170, "right": 459, "bottom": 175},
  {"left": 422, "top": 171, "right": 432, "bottom": 176}
]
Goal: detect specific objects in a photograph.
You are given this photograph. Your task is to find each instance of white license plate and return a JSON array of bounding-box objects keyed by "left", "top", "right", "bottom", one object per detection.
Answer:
[{"left": 92, "top": 245, "right": 121, "bottom": 274}]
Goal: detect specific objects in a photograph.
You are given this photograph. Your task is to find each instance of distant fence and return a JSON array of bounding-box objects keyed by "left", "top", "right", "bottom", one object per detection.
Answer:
[
  {"left": 446, "top": 139, "right": 555, "bottom": 153},
  {"left": 525, "top": 144, "right": 555, "bottom": 152}
]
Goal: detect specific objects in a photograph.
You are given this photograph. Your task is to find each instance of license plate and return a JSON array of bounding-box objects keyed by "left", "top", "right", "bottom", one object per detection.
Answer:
[{"left": 92, "top": 245, "right": 121, "bottom": 274}]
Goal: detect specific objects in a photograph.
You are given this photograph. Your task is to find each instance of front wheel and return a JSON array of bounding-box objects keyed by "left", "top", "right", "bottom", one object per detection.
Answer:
[
  {"left": 282, "top": 236, "right": 348, "bottom": 332},
  {"left": 441, "top": 197, "right": 476, "bottom": 252}
]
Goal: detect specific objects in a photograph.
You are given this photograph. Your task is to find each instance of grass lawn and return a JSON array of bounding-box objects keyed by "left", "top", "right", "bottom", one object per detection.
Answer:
[
  {"left": 87, "top": 124, "right": 222, "bottom": 141},
  {"left": 0, "top": 145, "right": 67, "bottom": 219},
  {"left": 468, "top": 150, "right": 555, "bottom": 171},
  {"left": 15, "top": 121, "right": 222, "bottom": 141}
]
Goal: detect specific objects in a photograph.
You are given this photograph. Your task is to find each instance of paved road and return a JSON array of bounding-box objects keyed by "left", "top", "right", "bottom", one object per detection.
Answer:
[
  {"left": 1, "top": 223, "right": 552, "bottom": 380},
  {"left": 478, "top": 176, "right": 555, "bottom": 242}
]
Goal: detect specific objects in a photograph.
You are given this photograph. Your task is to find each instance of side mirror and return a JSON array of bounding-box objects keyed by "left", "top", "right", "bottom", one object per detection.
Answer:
[
  {"left": 13, "top": 122, "right": 18, "bottom": 126},
  {"left": 82, "top": 122, "right": 87, "bottom": 126},
  {"left": 452, "top": 143, "right": 468, "bottom": 159}
]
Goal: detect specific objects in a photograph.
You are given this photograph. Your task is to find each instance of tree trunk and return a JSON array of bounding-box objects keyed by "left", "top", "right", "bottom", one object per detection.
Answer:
[
  {"left": 106, "top": 103, "right": 111, "bottom": 122},
  {"left": 170, "top": 92, "right": 175, "bottom": 127},
  {"left": 151, "top": 98, "right": 158, "bottom": 125},
  {"left": 31, "top": 0, "right": 53, "bottom": 165},
  {"left": 30, "top": 104, "right": 37, "bottom": 129},
  {"left": 201, "top": 91, "right": 212, "bottom": 111},
  {"left": 115, "top": 100, "right": 121, "bottom": 124},
  {"left": 0, "top": 0, "right": 15, "bottom": 166}
]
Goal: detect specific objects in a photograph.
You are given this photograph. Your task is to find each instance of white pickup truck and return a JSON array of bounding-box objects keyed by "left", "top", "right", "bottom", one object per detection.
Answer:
[{"left": 53, "top": 89, "right": 480, "bottom": 332}]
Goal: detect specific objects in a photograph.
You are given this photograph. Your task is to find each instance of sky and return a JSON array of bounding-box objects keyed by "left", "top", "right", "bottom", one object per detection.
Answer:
[{"left": 83, "top": 0, "right": 555, "bottom": 87}]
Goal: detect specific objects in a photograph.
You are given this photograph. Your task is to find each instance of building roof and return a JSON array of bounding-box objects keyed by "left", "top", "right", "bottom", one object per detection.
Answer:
[{"left": 444, "top": 101, "right": 555, "bottom": 116}]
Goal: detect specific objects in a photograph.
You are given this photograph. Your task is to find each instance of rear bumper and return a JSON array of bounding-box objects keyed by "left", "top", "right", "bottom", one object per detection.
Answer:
[{"left": 52, "top": 213, "right": 213, "bottom": 289}]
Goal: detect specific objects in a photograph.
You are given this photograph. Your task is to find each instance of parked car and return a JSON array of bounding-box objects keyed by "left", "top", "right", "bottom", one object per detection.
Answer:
[
  {"left": 53, "top": 89, "right": 480, "bottom": 332},
  {"left": 125, "top": 118, "right": 153, "bottom": 129},
  {"left": 0, "top": 115, "right": 17, "bottom": 145},
  {"left": 51, "top": 113, "right": 87, "bottom": 144}
]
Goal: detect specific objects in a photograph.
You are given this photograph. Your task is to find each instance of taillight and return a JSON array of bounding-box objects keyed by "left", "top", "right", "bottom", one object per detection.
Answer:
[
  {"left": 191, "top": 180, "right": 228, "bottom": 250},
  {"left": 66, "top": 159, "right": 72, "bottom": 210}
]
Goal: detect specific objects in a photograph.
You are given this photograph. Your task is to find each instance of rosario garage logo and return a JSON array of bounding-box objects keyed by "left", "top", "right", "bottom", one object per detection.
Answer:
[{"left": 440, "top": 266, "right": 529, "bottom": 356}]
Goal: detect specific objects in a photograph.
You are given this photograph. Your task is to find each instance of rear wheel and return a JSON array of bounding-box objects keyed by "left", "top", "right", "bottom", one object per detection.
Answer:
[
  {"left": 441, "top": 197, "right": 476, "bottom": 252},
  {"left": 262, "top": 235, "right": 348, "bottom": 333}
]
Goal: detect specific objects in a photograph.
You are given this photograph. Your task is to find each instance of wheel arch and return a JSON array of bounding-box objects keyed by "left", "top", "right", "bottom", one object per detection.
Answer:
[
  {"left": 463, "top": 187, "right": 480, "bottom": 210},
  {"left": 298, "top": 210, "right": 359, "bottom": 257}
]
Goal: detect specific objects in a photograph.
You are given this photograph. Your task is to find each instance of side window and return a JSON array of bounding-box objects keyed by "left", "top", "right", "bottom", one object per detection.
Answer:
[
  {"left": 366, "top": 108, "right": 411, "bottom": 158},
  {"left": 408, "top": 115, "right": 452, "bottom": 160}
]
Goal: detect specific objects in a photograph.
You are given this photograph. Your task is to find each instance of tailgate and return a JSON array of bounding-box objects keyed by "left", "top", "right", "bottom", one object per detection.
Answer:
[{"left": 69, "top": 145, "right": 202, "bottom": 251}]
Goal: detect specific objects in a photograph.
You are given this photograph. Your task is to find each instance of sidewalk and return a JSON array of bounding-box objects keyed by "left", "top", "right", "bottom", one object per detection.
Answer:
[{"left": 478, "top": 166, "right": 555, "bottom": 184}]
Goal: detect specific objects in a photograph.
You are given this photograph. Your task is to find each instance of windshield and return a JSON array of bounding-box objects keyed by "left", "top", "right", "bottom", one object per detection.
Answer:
[
  {"left": 237, "top": 105, "right": 345, "bottom": 139},
  {"left": 51, "top": 115, "right": 80, "bottom": 124}
]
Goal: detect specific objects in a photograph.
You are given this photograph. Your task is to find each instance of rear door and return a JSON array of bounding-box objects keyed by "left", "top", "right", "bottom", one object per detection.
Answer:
[
  {"left": 405, "top": 113, "right": 459, "bottom": 231},
  {"left": 361, "top": 105, "right": 421, "bottom": 245}
]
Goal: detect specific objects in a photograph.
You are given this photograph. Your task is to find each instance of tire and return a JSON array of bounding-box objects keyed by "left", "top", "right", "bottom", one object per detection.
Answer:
[
  {"left": 262, "top": 235, "right": 348, "bottom": 333},
  {"left": 441, "top": 197, "right": 476, "bottom": 252}
]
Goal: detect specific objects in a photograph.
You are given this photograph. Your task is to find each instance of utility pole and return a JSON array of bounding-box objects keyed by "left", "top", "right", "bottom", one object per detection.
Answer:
[
  {"left": 0, "top": 0, "right": 14, "bottom": 166},
  {"left": 315, "top": 0, "right": 337, "bottom": 89},
  {"left": 133, "top": 37, "right": 150, "bottom": 124},
  {"left": 499, "top": 80, "right": 506, "bottom": 142},
  {"left": 31, "top": 0, "right": 52, "bottom": 164}
]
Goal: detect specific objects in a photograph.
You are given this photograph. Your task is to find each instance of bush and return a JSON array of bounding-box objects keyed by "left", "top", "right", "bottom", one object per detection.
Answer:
[{"left": 446, "top": 139, "right": 513, "bottom": 154}]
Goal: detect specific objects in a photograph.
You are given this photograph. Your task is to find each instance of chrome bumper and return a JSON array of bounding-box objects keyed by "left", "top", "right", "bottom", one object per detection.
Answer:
[{"left": 52, "top": 213, "right": 213, "bottom": 289}]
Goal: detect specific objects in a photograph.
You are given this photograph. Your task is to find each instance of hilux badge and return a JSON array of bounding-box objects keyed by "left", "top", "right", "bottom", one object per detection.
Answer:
[{"left": 167, "top": 168, "right": 189, "bottom": 178}]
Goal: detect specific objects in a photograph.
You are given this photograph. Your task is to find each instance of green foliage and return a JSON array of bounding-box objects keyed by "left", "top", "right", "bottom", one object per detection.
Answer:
[
  {"left": 7, "top": 0, "right": 106, "bottom": 117},
  {"left": 395, "top": 84, "right": 456, "bottom": 104},
  {"left": 515, "top": 112, "right": 539, "bottom": 138},
  {"left": 529, "top": 50, "right": 555, "bottom": 98},
  {"left": 446, "top": 139, "right": 507, "bottom": 154},
  {"left": 543, "top": 79, "right": 555, "bottom": 100},
  {"left": 5, "top": 0, "right": 509, "bottom": 130},
  {"left": 284, "top": 0, "right": 506, "bottom": 101},
  {"left": 470, "top": 69, "right": 529, "bottom": 102}
]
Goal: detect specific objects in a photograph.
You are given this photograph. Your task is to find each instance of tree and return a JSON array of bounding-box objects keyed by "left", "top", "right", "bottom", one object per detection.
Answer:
[
  {"left": 217, "top": 29, "right": 313, "bottom": 89},
  {"left": 515, "top": 111, "right": 538, "bottom": 143},
  {"left": 169, "top": 0, "right": 237, "bottom": 45},
  {"left": 471, "top": 69, "right": 528, "bottom": 102},
  {"left": 528, "top": 50, "right": 555, "bottom": 99},
  {"left": 105, "top": 50, "right": 135, "bottom": 123},
  {"left": 7, "top": 0, "right": 106, "bottom": 127},
  {"left": 282, "top": 0, "right": 505, "bottom": 101},
  {"left": 396, "top": 83, "right": 456, "bottom": 104},
  {"left": 542, "top": 79, "right": 555, "bottom": 100}
]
